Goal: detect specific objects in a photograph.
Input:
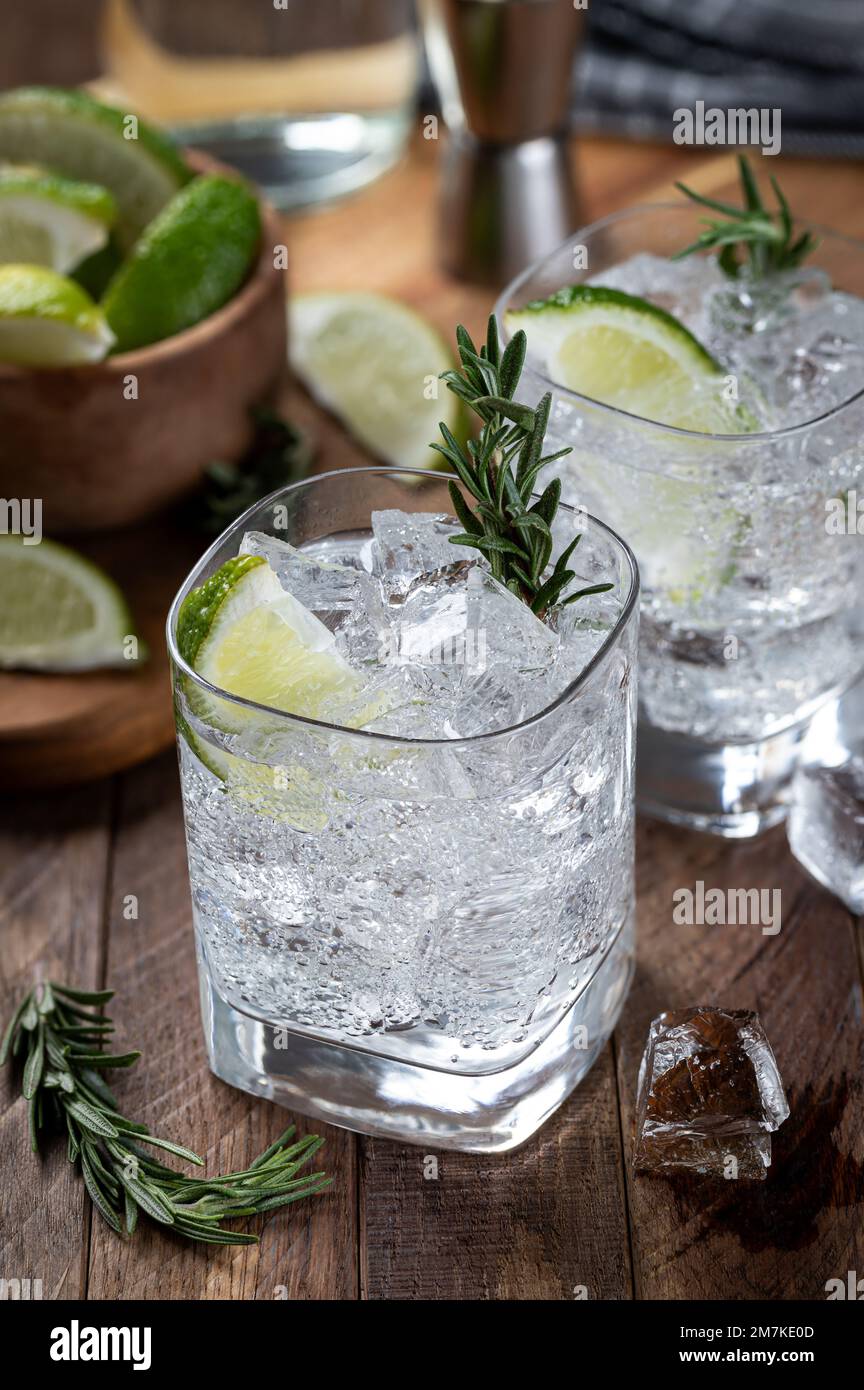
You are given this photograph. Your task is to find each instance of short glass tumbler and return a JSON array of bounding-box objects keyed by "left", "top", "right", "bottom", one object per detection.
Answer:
[
  {"left": 496, "top": 204, "right": 864, "bottom": 837},
  {"left": 168, "top": 468, "right": 639, "bottom": 1152}
]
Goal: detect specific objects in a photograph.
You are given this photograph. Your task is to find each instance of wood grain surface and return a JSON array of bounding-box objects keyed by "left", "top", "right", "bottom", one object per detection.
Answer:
[{"left": 2, "top": 132, "right": 863, "bottom": 1300}]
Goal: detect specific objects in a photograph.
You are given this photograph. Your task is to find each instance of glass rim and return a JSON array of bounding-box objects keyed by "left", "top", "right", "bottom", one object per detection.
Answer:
[
  {"left": 493, "top": 199, "right": 864, "bottom": 443},
  {"left": 166, "top": 465, "right": 640, "bottom": 748}
]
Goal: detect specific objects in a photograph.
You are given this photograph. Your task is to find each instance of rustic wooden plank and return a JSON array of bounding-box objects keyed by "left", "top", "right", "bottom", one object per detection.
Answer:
[
  {"left": 619, "top": 819, "right": 864, "bottom": 1301},
  {"left": 361, "top": 1048, "right": 632, "bottom": 1301},
  {"left": 85, "top": 752, "right": 358, "bottom": 1300},
  {"left": 0, "top": 782, "right": 113, "bottom": 1300}
]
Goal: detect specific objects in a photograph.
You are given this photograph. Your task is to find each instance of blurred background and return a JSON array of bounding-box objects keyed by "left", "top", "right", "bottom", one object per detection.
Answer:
[{"left": 3, "top": 0, "right": 863, "bottom": 170}]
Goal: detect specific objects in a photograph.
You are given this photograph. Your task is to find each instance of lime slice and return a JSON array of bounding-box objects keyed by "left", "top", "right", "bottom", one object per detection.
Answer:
[
  {"left": 177, "top": 555, "right": 374, "bottom": 829},
  {"left": 102, "top": 174, "right": 261, "bottom": 352},
  {"left": 507, "top": 285, "right": 758, "bottom": 600},
  {"left": 178, "top": 555, "right": 360, "bottom": 727},
  {"left": 505, "top": 284, "right": 754, "bottom": 434},
  {"left": 0, "top": 87, "right": 189, "bottom": 250},
  {"left": 0, "top": 164, "right": 117, "bottom": 272},
  {"left": 0, "top": 536, "right": 140, "bottom": 670},
  {"left": 290, "top": 292, "right": 461, "bottom": 474},
  {"left": 0, "top": 264, "right": 114, "bottom": 365}
]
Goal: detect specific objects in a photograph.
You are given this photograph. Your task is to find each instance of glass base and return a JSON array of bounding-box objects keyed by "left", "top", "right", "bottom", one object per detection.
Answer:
[
  {"left": 636, "top": 687, "right": 860, "bottom": 838},
  {"left": 198, "top": 915, "right": 635, "bottom": 1154}
]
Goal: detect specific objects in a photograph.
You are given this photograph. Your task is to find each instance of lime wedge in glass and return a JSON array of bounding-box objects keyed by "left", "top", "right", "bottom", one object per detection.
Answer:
[
  {"left": 0, "top": 264, "right": 115, "bottom": 365},
  {"left": 102, "top": 174, "right": 261, "bottom": 352},
  {"left": 178, "top": 555, "right": 361, "bottom": 728},
  {"left": 0, "top": 165, "right": 117, "bottom": 272},
  {"left": 290, "top": 292, "right": 461, "bottom": 474},
  {"left": 0, "top": 87, "right": 190, "bottom": 249},
  {"left": 0, "top": 536, "right": 140, "bottom": 670},
  {"left": 177, "top": 555, "right": 381, "bottom": 829},
  {"left": 506, "top": 285, "right": 758, "bottom": 600},
  {"left": 505, "top": 284, "right": 756, "bottom": 434}
]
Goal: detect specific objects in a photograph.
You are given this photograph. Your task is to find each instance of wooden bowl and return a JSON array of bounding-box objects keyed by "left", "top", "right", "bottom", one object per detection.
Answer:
[{"left": 0, "top": 170, "right": 287, "bottom": 534}]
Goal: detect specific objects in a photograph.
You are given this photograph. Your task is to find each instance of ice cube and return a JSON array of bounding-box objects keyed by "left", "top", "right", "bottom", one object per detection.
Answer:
[
  {"left": 708, "top": 267, "right": 831, "bottom": 340},
  {"left": 240, "top": 531, "right": 361, "bottom": 617},
  {"left": 379, "top": 564, "right": 562, "bottom": 736},
  {"left": 633, "top": 1006, "right": 789, "bottom": 1181},
  {"left": 737, "top": 288, "right": 864, "bottom": 425},
  {"left": 787, "top": 757, "right": 864, "bottom": 913},
  {"left": 371, "top": 509, "right": 465, "bottom": 589}
]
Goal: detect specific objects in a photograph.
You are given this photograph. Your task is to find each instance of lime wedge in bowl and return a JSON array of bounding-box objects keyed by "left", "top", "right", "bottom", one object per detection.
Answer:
[
  {"left": 102, "top": 174, "right": 261, "bottom": 352},
  {"left": 176, "top": 555, "right": 385, "bottom": 828},
  {"left": 0, "top": 536, "right": 140, "bottom": 671},
  {"left": 505, "top": 284, "right": 756, "bottom": 434},
  {"left": 0, "top": 165, "right": 117, "bottom": 272},
  {"left": 0, "top": 87, "right": 190, "bottom": 249},
  {"left": 0, "top": 264, "right": 114, "bottom": 365},
  {"left": 290, "top": 292, "right": 461, "bottom": 475}
]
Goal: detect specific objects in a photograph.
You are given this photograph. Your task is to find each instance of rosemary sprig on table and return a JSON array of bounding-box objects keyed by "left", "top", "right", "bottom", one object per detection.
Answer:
[
  {"left": 2, "top": 982, "right": 329, "bottom": 1246},
  {"left": 672, "top": 154, "right": 818, "bottom": 279},
  {"left": 431, "top": 314, "right": 613, "bottom": 618}
]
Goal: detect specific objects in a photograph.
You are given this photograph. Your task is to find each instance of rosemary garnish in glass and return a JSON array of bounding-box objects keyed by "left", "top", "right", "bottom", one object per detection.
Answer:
[
  {"left": 432, "top": 314, "right": 613, "bottom": 618},
  {"left": 2, "top": 981, "right": 329, "bottom": 1246},
  {"left": 673, "top": 154, "right": 818, "bottom": 279}
]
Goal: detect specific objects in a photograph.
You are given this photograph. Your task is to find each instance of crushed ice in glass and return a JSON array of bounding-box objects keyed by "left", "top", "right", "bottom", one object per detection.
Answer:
[
  {"left": 590, "top": 252, "right": 864, "bottom": 429},
  {"left": 242, "top": 509, "right": 611, "bottom": 738},
  {"left": 633, "top": 1006, "right": 789, "bottom": 1181},
  {"left": 787, "top": 756, "right": 864, "bottom": 914}
]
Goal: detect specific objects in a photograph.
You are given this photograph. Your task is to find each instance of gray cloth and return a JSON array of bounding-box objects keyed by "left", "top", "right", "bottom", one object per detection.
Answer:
[{"left": 576, "top": 0, "right": 864, "bottom": 156}]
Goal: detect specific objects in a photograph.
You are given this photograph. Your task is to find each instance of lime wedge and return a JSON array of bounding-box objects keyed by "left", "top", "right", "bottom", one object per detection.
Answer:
[
  {"left": 0, "top": 87, "right": 190, "bottom": 249},
  {"left": 290, "top": 292, "right": 461, "bottom": 474},
  {"left": 177, "top": 554, "right": 375, "bottom": 828},
  {"left": 102, "top": 174, "right": 261, "bottom": 352},
  {"left": 0, "top": 536, "right": 140, "bottom": 670},
  {"left": 505, "top": 284, "right": 754, "bottom": 434},
  {"left": 178, "top": 555, "right": 360, "bottom": 727},
  {"left": 0, "top": 164, "right": 117, "bottom": 272},
  {"left": 0, "top": 264, "right": 114, "bottom": 365}
]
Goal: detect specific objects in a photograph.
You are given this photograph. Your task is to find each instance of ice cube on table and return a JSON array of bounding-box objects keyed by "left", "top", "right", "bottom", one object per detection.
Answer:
[
  {"left": 371, "top": 510, "right": 464, "bottom": 590},
  {"left": 633, "top": 1006, "right": 789, "bottom": 1181},
  {"left": 240, "top": 531, "right": 361, "bottom": 618},
  {"left": 787, "top": 757, "right": 864, "bottom": 913}
]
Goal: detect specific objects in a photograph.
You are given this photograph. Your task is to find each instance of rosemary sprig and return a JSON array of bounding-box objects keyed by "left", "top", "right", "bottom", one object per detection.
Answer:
[
  {"left": 672, "top": 154, "right": 818, "bottom": 279},
  {"left": 2, "top": 982, "right": 329, "bottom": 1246},
  {"left": 432, "top": 314, "right": 613, "bottom": 617}
]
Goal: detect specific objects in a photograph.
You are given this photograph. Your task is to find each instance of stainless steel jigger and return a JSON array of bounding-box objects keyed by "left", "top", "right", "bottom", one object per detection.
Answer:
[{"left": 422, "top": 0, "right": 585, "bottom": 285}]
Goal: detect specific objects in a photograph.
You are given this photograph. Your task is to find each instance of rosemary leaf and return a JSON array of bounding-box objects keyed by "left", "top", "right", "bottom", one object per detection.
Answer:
[
  {"left": 434, "top": 315, "right": 614, "bottom": 616},
  {"left": 673, "top": 155, "right": 818, "bottom": 278},
  {"left": 3, "top": 982, "right": 329, "bottom": 1246}
]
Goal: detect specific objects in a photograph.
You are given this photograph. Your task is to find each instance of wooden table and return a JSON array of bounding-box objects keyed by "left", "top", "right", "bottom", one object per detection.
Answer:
[{"left": 2, "top": 134, "right": 863, "bottom": 1301}]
